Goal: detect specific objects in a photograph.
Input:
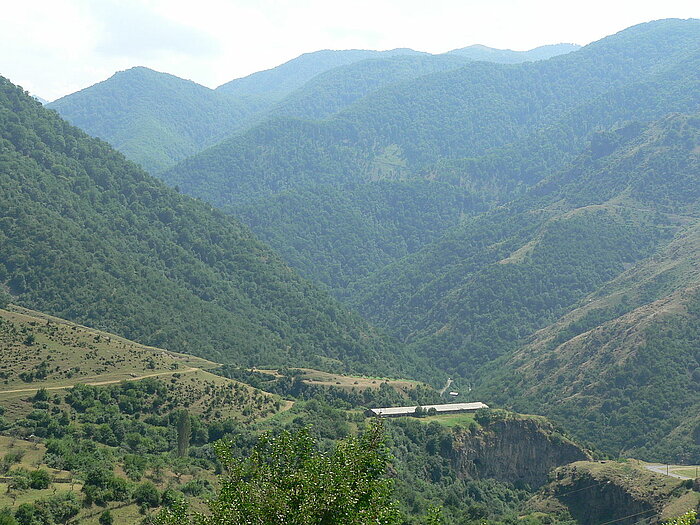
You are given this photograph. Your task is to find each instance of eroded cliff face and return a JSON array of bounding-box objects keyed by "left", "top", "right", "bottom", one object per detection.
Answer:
[
  {"left": 451, "top": 416, "right": 591, "bottom": 487},
  {"left": 538, "top": 462, "right": 698, "bottom": 525}
]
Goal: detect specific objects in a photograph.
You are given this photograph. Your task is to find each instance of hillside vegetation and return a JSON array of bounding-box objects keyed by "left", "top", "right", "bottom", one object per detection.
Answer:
[
  {"left": 47, "top": 67, "right": 262, "bottom": 173},
  {"left": 0, "top": 75, "right": 410, "bottom": 376},
  {"left": 161, "top": 19, "right": 700, "bottom": 296}
]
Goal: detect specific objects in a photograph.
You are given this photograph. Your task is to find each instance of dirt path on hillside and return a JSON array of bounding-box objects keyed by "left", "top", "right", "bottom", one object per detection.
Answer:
[
  {"left": 0, "top": 367, "right": 200, "bottom": 394},
  {"left": 439, "top": 378, "right": 454, "bottom": 397}
]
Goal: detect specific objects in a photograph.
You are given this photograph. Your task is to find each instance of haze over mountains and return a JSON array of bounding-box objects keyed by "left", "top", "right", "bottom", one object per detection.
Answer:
[
  {"left": 4, "top": 17, "right": 700, "bottom": 468},
  {"left": 48, "top": 42, "right": 580, "bottom": 173}
]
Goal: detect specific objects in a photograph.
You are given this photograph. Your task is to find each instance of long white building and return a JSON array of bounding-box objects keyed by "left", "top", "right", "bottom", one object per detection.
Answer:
[{"left": 366, "top": 402, "right": 488, "bottom": 418}]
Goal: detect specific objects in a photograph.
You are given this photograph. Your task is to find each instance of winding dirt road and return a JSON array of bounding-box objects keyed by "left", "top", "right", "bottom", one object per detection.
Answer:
[{"left": 0, "top": 367, "right": 200, "bottom": 395}]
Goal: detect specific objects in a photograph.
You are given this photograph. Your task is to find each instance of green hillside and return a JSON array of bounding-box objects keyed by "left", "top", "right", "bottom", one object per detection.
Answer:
[
  {"left": 47, "top": 43, "right": 584, "bottom": 177},
  {"left": 259, "top": 53, "right": 472, "bottom": 122},
  {"left": 47, "top": 67, "right": 261, "bottom": 173},
  {"left": 160, "top": 19, "right": 699, "bottom": 296},
  {"left": 352, "top": 113, "right": 699, "bottom": 371},
  {"left": 235, "top": 181, "right": 486, "bottom": 289},
  {"left": 352, "top": 113, "right": 700, "bottom": 461},
  {"left": 478, "top": 222, "right": 700, "bottom": 463},
  {"left": 166, "top": 19, "right": 699, "bottom": 198},
  {"left": 0, "top": 74, "right": 412, "bottom": 376}
]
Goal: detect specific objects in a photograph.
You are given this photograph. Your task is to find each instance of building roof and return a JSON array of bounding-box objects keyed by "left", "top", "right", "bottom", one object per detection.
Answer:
[{"left": 367, "top": 402, "right": 488, "bottom": 417}]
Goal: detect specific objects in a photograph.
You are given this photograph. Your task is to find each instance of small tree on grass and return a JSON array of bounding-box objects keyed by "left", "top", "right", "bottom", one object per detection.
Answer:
[
  {"left": 133, "top": 481, "right": 160, "bottom": 509},
  {"left": 29, "top": 469, "right": 50, "bottom": 490}
]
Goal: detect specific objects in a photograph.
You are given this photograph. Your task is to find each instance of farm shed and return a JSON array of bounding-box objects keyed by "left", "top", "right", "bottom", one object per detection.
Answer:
[{"left": 366, "top": 402, "right": 488, "bottom": 418}]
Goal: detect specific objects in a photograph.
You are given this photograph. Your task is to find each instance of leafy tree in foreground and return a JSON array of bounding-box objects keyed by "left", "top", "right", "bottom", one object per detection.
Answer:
[{"left": 155, "top": 419, "right": 403, "bottom": 524}]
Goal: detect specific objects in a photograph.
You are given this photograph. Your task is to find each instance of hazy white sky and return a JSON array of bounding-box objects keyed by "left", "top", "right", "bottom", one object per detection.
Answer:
[{"left": 2, "top": 0, "right": 698, "bottom": 101}]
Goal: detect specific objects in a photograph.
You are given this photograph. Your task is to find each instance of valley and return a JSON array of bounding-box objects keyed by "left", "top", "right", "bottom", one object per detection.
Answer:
[{"left": 1, "top": 13, "right": 699, "bottom": 525}]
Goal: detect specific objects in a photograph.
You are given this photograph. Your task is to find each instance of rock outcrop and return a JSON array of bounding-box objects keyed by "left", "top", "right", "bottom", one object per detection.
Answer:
[{"left": 450, "top": 413, "right": 591, "bottom": 487}]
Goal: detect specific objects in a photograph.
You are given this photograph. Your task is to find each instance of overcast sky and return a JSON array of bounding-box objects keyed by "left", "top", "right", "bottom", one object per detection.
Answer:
[{"left": 2, "top": 0, "right": 698, "bottom": 101}]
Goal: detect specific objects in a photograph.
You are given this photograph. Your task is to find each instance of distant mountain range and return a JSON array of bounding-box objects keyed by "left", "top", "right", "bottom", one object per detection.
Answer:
[{"left": 47, "top": 43, "right": 580, "bottom": 173}]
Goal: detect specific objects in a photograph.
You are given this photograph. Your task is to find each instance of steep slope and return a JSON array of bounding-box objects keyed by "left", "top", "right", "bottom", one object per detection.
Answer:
[
  {"left": 478, "top": 221, "right": 700, "bottom": 463},
  {"left": 447, "top": 43, "right": 580, "bottom": 62},
  {"left": 534, "top": 461, "right": 699, "bottom": 525},
  {"left": 350, "top": 113, "right": 700, "bottom": 387},
  {"left": 0, "top": 75, "right": 411, "bottom": 376},
  {"left": 235, "top": 181, "right": 486, "bottom": 290},
  {"left": 46, "top": 67, "right": 259, "bottom": 173},
  {"left": 161, "top": 20, "right": 699, "bottom": 294}
]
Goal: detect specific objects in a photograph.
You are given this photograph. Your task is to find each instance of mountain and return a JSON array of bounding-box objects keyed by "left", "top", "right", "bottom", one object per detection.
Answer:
[
  {"left": 0, "top": 74, "right": 413, "bottom": 377},
  {"left": 161, "top": 19, "right": 700, "bottom": 293},
  {"left": 46, "top": 44, "right": 579, "bottom": 175},
  {"left": 46, "top": 67, "right": 262, "bottom": 173},
  {"left": 215, "top": 48, "right": 425, "bottom": 101},
  {"left": 447, "top": 43, "right": 580, "bottom": 62},
  {"left": 482, "top": 229, "right": 700, "bottom": 463},
  {"left": 355, "top": 112, "right": 700, "bottom": 461},
  {"left": 250, "top": 53, "right": 473, "bottom": 122}
]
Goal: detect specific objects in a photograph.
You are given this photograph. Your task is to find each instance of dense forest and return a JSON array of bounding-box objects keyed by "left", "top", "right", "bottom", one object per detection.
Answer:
[
  {"left": 0, "top": 75, "right": 417, "bottom": 377},
  {"left": 159, "top": 19, "right": 699, "bottom": 298}
]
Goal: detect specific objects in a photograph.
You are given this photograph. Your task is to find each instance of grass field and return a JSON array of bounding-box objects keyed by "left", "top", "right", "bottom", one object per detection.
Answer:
[
  {"left": 0, "top": 305, "right": 216, "bottom": 389},
  {"left": 0, "top": 305, "right": 290, "bottom": 423},
  {"left": 282, "top": 368, "right": 424, "bottom": 393},
  {"left": 670, "top": 466, "right": 700, "bottom": 478},
  {"left": 418, "top": 412, "right": 477, "bottom": 427}
]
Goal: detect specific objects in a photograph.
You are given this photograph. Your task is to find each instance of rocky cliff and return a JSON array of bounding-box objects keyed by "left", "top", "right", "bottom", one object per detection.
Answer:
[
  {"left": 451, "top": 413, "right": 591, "bottom": 487},
  {"left": 534, "top": 461, "right": 700, "bottom": 525}
]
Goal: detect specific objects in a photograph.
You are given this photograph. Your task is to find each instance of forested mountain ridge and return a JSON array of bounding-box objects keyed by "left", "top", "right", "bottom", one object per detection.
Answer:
[
  {"left": 46, "top": 67, "right": 264, "bottom": 174},
  {"left": 160, "top": 19, "right": 699, "bottom": 295},
  {"left": 0, "top": 74, "right": 414, "bottom": 376},
  {"left": 216, "top": 43, "right": 579, "bottom": 101},
  {"left": 247, "top": 53, "right": 473, "bottom": 123},
  {"left": 351, "top": 113, "right": 699, "bottom": 372},
  {"left": 447, "top": 43, "right": 580, "bottom": 62},
  {"left": 214, "top": 48, "right": 426, "bottom": 101},
  {"left": 352, "top": 112, "right": 700, "bottom": 461},
  {"left": 47, "top": 42, "right": 579, "bottom": 175}
]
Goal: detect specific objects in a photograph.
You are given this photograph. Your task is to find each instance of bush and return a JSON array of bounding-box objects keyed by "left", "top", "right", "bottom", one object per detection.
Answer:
[
  {"left": 28, "top": 469, "right": 51, "bottom": 490},
  {"left": 0, "top": 508, "right": 17, "bottom": 525},
  {"left": 99, "top": 510, "right": 114, "bottom": 525},
  {"left": 133, "top": 481, "right": 160, "bottom": 508}
]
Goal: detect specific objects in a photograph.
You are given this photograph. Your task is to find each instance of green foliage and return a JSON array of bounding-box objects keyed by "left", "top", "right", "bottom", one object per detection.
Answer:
[
  {"left": 133, "top": 481, "right": 161, "bottom": 508},
  {"left": 155, "top": 419, "right": 403, "bottom": 524},
  {"left": 34, "top": 492, "right": 80, "bottom": 524},
  {"left": 0, "top": 508, "right": 17, "bottom": 525},
  {"left": 47, "top": 67, "right": 261, "bottom": 174},
  {"left": 663, "top": 510, "right": 697, "bottom": 525},
  {"left": 98, "top": 510, "right": 114, "bottom": 525},
  {"left": 0, "top": 74, "right": 405, "bottom": 376},
  {"left": 0, "top": 288, "right": 10, "bottom": 309},
  {"left": 175, "top": 410, "right": 191, "bottom": 458},
  {"left": 28, "top": 470, "right": 50, "bottom": 490}
]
